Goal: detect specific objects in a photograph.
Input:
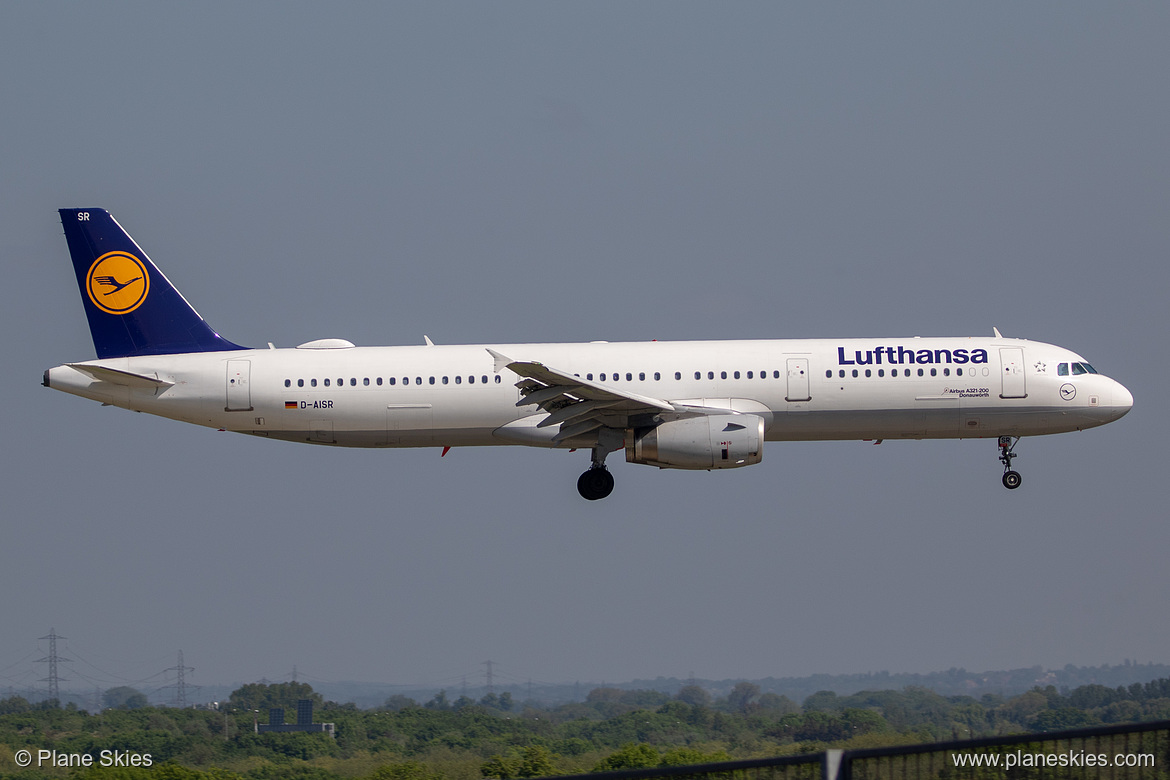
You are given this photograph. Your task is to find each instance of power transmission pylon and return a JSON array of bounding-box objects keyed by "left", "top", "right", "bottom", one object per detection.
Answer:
[
  {"left": 36, "top": 629, "right": 70, "bottom": 702},
  {"left": 482, "top": 660, "right": 495, "bottom": 694},
  {"left": 162, "top": 650, "right": 198, "bottom": 708}
]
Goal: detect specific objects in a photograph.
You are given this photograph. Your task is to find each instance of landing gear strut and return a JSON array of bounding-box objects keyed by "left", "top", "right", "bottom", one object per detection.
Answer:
[
  {"left": 998, "top": 436, "right": 1022, "bottom": 490},
  {"left": 577, "top": 442, "right": 618, "bottom": 501}
]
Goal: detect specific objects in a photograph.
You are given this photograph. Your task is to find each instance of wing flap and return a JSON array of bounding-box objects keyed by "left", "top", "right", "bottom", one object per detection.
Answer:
[
  {"left": 537, "top": 399, "right": 622, "bottom": 428},
  {"left": 553, "top": 417, "right": 605, "bottom": 443},
  {"left": 490, "top": 348, "right": 673, "bottom": 445}
]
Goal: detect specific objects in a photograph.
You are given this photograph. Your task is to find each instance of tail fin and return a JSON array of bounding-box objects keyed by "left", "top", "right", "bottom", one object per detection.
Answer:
[{"left": 59, "top": 209, "right": 245, "bottom": 358}]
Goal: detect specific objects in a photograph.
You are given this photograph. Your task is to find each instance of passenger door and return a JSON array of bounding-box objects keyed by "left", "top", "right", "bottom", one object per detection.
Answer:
[{"left": 999, "top": 348, "right": 1027, "bottom": 399}]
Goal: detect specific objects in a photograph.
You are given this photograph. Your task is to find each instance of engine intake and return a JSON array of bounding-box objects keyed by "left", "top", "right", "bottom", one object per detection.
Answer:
[{"left": 627, "top": 414, "right": 765, "bottom": 470}]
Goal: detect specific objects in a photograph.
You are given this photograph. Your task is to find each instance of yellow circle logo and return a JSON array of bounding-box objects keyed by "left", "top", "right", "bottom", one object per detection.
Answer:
[{"left": 86, "top": 252, "right": 150, "bottom": 315}]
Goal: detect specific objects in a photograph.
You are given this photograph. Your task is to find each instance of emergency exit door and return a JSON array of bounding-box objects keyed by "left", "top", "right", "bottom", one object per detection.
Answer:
[{"left": 785, "top": 357, "right": 811, "bottom": 402}]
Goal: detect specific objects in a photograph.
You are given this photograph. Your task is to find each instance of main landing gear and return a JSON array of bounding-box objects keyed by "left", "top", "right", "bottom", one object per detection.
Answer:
[
  {"left": 998, "top": 436, "right": 1022, "bottom": 490},
  {"left": 577, "top": 441, "right": 618, "bottom": 501},
  {"left": 577, "top": 466, "right": 614, "bottom": 501}
]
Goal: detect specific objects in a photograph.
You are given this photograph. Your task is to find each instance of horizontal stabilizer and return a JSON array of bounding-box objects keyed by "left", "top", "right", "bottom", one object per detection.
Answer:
[{"left": 65, "top": 363, "right": 173, "bottom": 389}]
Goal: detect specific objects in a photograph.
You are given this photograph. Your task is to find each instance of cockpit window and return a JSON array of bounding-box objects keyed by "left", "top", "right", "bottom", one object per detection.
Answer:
[{"left": 1061, "top": 361, "right": 1098, "bottom": 376}]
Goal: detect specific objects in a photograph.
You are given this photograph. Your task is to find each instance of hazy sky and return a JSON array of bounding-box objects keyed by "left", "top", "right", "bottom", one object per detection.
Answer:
[{"left": 1, "top": 2, "right": 1167, "bottom": 699}]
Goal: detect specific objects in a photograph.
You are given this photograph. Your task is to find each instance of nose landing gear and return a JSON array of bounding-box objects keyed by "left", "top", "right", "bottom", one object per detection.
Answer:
[{"left": 999, "top": 436, "right": 1022, "bottom": 489}]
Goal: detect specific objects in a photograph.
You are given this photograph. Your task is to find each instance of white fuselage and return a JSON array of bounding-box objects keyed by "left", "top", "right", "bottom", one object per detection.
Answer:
[{"left": 45, "top": 336, "right": 1132, "bottom": 450}]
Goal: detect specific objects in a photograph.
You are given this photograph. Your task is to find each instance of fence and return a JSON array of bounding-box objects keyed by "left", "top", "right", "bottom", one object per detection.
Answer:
[{"left": 549, "top": 719, "right": 1170, "bottom": 780}]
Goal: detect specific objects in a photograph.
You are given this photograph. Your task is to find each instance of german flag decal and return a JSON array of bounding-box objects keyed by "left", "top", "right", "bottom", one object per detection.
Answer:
[{"left": 285, "top": 401, "right": 298, "bottom": 409}]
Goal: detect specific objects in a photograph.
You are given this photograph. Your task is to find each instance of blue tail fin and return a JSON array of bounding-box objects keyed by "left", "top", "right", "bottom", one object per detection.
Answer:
[{"left": 59, "top": 209, "right": 245, "bottom": 358}]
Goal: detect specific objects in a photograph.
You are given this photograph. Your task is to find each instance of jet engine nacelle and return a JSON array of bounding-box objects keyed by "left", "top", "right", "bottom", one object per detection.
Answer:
[{"left": 626, "top": 414, "right": 765, "bottom": 470}]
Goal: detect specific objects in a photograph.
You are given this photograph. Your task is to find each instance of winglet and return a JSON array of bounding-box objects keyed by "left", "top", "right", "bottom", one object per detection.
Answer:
[
  {"left": 487, "top": 348, "right": 513, "bottom": 373},
  {"left": 993, "top": 327, "right": 1003, "bottom": 338}
]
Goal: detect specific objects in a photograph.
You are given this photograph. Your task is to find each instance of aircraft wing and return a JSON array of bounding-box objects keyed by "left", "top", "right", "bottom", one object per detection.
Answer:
[{"left": 488, "top": 349, "right": 673, "bottom": 444}]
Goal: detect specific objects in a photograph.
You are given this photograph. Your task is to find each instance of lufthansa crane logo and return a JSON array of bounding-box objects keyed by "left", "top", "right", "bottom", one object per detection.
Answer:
[{"left": 85, "top": 252, "right": 150, "bottom": 315}]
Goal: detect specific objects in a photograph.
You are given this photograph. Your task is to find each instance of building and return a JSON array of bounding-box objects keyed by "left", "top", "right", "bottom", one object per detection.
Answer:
[{"left": 256, "top": 699, "right": 334, "bottom": 737}]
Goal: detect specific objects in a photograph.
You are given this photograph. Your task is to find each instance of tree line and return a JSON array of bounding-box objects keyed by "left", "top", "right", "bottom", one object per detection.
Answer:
[{"left": 1, "top": 677, "right": 1169, "bottom": 780}]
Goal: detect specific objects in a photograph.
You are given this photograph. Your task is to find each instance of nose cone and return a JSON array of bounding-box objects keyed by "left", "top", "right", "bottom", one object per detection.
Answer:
[{"left": 1111, "top": 380, "right": 1134, "bottom": 420}]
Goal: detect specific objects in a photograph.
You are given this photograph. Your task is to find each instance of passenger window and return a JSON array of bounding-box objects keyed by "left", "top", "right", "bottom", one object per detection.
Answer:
[
  {"left": 494, "top": 376, "right": 500, "bottom": 383},
  {"left": 442, "top": 376, "right": 448, "bottom": 384},
  {"left": 733, "top": 371, "right": 741, "bottom": 379},
  {"left": 943, "top": 368, "right": 950, "bottom": 376},
  {"left": 654, "top": 372, "right": 661, "bottom": 381},
  {"left": 363, "top": 378, "right": 369, "bottom": 386},
  {"left": 825, "top": 370, "right": 832, "bottom": 378},
  {"left": 930, "top": 368, "right": 937, "bottom": 377},
  {"left": 708, "top": 371, "right": 715, "bottom": 380},
  {"left": 311, "top": 379, "right": 318, "bottom": 387},
  {"left": 878, "top": 369, "right": 885, "bottom": 377},
  {"left": 773, "top": 370, "right": 780, "bottom": 379},
  {"left": 694, "top": 372, "right": 701, "bottom": 380},
  {"left": 297, "top": 379, "right": 304, "bottom": 387},
  {"left": 674, "top": 372, "right": 681, "bottom": 380},
  {"left": 720, "top": 371, "right": 727, "bottom": 379},
  {"left": 851, "top": 369, "right": 858, "bottom": 378},
  {"left": 626, "top": 373, "right": 633, "bottom": 381},
  {"left": 351, "top": 378, "right": 357, "bottom": 386},
  {"left": 455, "top": 375, "right": 461, "bottom": 384},
  {"left": 429, "top": 377, "right": 435, "bottom": 385},
  {"left": 468, "top": 375, "right": 475, "bottom": 384},
  {"left": 284, "top": 379, "right": 291, "bottom": 388},
  {"left": 324, "top": 378, "right": 331, "bottom": 387},
  {"left": 865, "top": 369, "right": 872, "bottom": 378},
  {"left": 639, "top": 372, "right": 646, "bottom": 381},
  {"left": 917, "top": 368, "right": 924, "bottom": 377},
  {"left": 587, "top": 373, "right": 594, "bottom": 380}
]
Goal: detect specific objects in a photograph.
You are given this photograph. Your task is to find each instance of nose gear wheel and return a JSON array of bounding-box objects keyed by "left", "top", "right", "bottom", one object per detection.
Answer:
[{"left": 998, "top": 436, "right": 1022, "bottom": 490}]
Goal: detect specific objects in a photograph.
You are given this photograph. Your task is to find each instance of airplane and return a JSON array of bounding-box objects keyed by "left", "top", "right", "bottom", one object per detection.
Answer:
[{"left": 44, "top": 208, "right": 1133, "bottom": 500}]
